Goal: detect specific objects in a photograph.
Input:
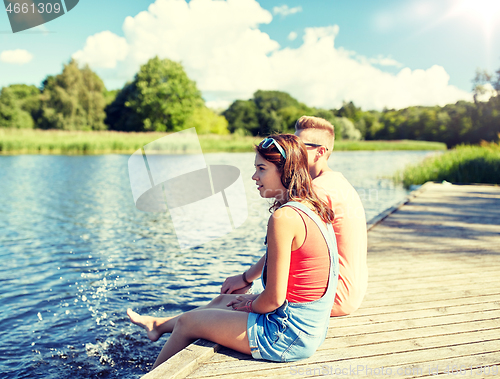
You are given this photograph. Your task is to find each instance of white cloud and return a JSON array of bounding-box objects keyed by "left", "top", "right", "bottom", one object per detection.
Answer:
[
  {"left": 368, "top": 54, "right": 403, "bottom": 67},
  {"left": 288, "top": 31, "right": 298, "bottom": 41},
  {"left": 0, "top": 49, "right": 33, "bottom": 64},
  {"left": 206, "top": 99, "right": 232, "bottom": 111},
  {"left": 33, "top": 24, "right": 50, "bottom": 35},
  {"left": 73, "top": 0, "right": 471, "bottom": 110},
  {"left": 268, "top": 26, "right": 470, "bottom": 109},
  {"left": 273, "top": 5, "right": 302, "bottom": 17},
  {"left": 72, "top": 31, "right": 129, "bottom": 68},
  {"left": 475, "top": 82, "right": 496, "bottom": 102}
]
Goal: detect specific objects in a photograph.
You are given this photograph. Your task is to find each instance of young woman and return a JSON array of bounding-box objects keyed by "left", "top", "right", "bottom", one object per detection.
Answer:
[{"left": 128, "top": 134, "right": 339, "bottom": 369}]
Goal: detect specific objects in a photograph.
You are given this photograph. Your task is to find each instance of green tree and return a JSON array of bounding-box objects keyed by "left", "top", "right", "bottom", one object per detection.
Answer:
[
  {"left": 223, "top": 91, "right": 311, "bottom": 136},
  {"left": 222, "top": 100, "right": 260, "bottom": 135},
  {"left": 335, "top": 101, "right": 366, "bottom": 138},
  {"left": 103, "top": 89, "right": 119, "bottom": 107},
  {"left": 472, "top": 69, "right": 495, "bottom": 103},
  {"left": 253, "top": 90, "right": 310, "bottom": 135},
  {"left": 312, "top": 109, "right": 336, "bottom": 126},
  {"left": 336, "top": 101, "right": 363, "bottom": 121},
  {"left": 277, "top": 105, "right": 310, "bottom": 132},
  {"left": 124, "top": 57, "right": 203, "bottom": 132},
  {"left": 184, "top": 106, "right": 229, "bottom": 135},
  {"left": 360, "top": 111, "right": 381, "bottom": 140},
  {"left": 0, "top": 84, "right": 40, "bottom": 129},
  {"left": 333, "top": 117, "right": 361, "bottom": 140},
  {"left": 38, "top": 59, "right": 107, "bottom": 130},
  {"left": 438, "top": 101, "right": 474, "bottom": 147},
  {"left": 105, "top": 82, "right": 143, "bottom": 132}
]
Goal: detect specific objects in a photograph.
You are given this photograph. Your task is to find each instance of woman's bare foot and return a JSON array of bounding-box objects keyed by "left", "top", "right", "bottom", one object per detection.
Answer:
[{"left": 127, "top": 308, "right": 167, "bottom": 342}]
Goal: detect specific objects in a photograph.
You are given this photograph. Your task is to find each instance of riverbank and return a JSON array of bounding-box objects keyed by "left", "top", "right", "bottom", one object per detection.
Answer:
[
  {"left": 395, "top": 142, "right": 500, "bottom": 188},
  {"left": 0, "top": 128, "right": 447, "bottom": 154}
]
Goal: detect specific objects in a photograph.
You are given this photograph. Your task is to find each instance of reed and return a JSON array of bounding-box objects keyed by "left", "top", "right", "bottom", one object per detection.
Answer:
[
  {"left": 333, "top": 139, "right": 446, "bottom": 151},
  {"left": 0, "top": 128, "right": 447, "bottom": 154},
  {"left": 395, "top": 142, "right": 500, "bottom": 188}
]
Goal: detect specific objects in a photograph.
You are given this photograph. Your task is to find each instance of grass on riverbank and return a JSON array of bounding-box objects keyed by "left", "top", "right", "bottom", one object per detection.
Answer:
[
  {"left": 333, "top": 139, "right": 446, "bottom": 151},
  {"left": 395, "top": 141, "right": 500, "bottom": 188},
  {"left": 0, "top": 128, "right": 447, "bottom": 155}
]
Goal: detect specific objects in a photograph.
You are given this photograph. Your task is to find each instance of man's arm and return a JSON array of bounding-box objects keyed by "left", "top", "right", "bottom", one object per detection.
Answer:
[{"left": 220, "top": 254, "right": 265, "bottom": 294}]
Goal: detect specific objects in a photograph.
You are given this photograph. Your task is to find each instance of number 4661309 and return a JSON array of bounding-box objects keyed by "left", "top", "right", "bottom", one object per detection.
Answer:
[{"left": 6, "top": 2, "right": 62, "bottom": 14}]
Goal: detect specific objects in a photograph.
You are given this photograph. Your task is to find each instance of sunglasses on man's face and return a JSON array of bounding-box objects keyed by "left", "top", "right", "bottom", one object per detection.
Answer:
[{"left": 304, "top": 142, "right": 328, "bottom": 151}]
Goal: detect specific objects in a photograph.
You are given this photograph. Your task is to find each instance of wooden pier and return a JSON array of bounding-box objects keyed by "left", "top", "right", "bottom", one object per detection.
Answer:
[{"left": 144, "top": 182, "right": 500, "bottom": 378}]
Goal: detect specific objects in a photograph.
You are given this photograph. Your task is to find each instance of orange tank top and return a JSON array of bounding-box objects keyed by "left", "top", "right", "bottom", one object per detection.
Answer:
[{"left": 285, "top": 207, "right": 330, "bottom": 303}]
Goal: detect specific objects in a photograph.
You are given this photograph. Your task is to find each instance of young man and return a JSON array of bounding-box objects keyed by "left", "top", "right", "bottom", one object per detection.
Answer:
[
  {"left": 296, "top": 116, "right": 368, "bottom": 316},
  {"left": 222, "top": 116, "right": 368, "bottom": 316}
]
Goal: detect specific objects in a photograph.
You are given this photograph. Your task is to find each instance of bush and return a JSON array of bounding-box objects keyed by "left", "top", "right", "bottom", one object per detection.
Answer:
[
  {"left": 396, "top": 142, "right": 500, "bottom": 188},
  {"left": 184, "top": 107, "right": 229, "bottom": 135}
]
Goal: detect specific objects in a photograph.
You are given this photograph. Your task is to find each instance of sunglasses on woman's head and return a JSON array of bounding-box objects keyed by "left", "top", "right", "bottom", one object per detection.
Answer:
[
  {"left": 304, "top": 142, "right": 328, "bottom": 151},
  {"left": 260, "top": 137, "right": 287, "bottom": 159}
]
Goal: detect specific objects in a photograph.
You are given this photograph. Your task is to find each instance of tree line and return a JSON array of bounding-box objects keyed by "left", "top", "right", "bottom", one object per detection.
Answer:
[
  {"left": 0, "top": 57, "right": 228, "bottom": 135},
  {"left": 1, "top": 57, "right": 499, "bottom": 147}
]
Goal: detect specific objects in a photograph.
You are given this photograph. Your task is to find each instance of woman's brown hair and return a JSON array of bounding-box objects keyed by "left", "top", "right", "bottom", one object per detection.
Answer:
[{"left": 255, "top": 134, "right": 334, "bottom": 224}]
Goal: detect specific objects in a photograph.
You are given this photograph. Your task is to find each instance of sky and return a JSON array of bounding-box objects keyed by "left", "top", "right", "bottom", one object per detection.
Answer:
[{"left": 1, "top": 0, "right": 500, "bottom": 111}]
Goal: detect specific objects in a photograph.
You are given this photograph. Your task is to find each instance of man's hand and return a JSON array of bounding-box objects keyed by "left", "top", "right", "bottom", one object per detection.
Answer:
[{"left": 221, "top": 274, "right": 252, "bottom": 294}]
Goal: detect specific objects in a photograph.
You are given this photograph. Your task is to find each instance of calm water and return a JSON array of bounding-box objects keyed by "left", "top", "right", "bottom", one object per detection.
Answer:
[{"left": 0, "top": 151, "right": 436, "bottom": 378}]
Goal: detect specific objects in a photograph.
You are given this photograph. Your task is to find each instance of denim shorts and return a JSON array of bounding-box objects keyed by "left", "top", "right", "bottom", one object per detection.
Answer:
[{"left": 246, "top": 300, "right": 329, "bottom": 362}]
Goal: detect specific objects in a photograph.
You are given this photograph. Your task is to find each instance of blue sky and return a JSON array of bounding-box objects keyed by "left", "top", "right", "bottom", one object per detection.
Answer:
[{"left": 1, "top": 0, "right": 499, "bottom": 110}]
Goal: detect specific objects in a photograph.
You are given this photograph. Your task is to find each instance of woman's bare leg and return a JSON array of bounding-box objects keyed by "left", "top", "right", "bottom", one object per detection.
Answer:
[
  {"left": 126, "top": 310, "right": 172, "bottom": 342},
  {"left": 127, "top": 293, "right": 254, "bottom": 341},
  {"left": 152, "top": 308, "right": 251, "bottom": 370}
]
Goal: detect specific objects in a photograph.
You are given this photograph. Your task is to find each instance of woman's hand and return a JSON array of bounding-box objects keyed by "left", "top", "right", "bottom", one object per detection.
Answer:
[
  {"left": 227, "top": 295, "right": 258, "bottom": 312},
  {"left": 221, "top": 256, "right": 266, "bottom": 294},
  {"left": 221, "top": 274, "right": 252, "bottom": 294}
]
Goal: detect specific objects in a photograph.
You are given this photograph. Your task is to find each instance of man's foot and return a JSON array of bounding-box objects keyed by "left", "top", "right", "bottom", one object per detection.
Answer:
[{"left": 127, "top": 308, "right": 165, "bottom": 342}]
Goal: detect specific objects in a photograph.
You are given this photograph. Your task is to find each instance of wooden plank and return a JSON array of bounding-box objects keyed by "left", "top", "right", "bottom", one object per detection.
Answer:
[
  {"left": 360, "top": 286, "right": 500, "bottom": 309},
  {"left": 334, "top": 293, "right": 500, "bottom": 322},
  {"left": 186, "top": 351, "right": 500, "bottom": 378},
  {"left": 186, "top": 340, "right": 500, "bottom": 378},
  {"left": 367, "top": 252, "right": 499, "bottom": 262},
  {"left": 325, "top": 310, "right": 500, "bottom": 338},
  {"left": 208, "top": 319, "right": 500, "bottom": 365},
  {"left": 415, "top": 353, "right": 500, "bottom": 378},
  {"left": 362, "top": 283, "right": 500, "bottom": 302},
  {"left": 366, "top": 266, "right": 500, "bottom": 283},
  {"left": 367, "top": 260, "right": 499, "bottom": 273},
  {"left": 327, "top": 301, "right": 500, "bottom": 329},
  {"left": 318, "top": 318, "right": 500, "bottom": 351},
  {"left": 367, "top": 256, "right": 500, "bottom": 269},
  {"left": 367, "top": 258, "right": 499, "bottom": 273},
  {"left": 366, "top": 251, "right": 499, "bottom": 260},
  {"left": 141, "top": 339, "right": 220, "bottom": 379},
  {"left": 360, "top": 275, "right": 500, "bottom": 296},
  {"left": 365, "top": 270, "right": 500, "bottom": 292},
  {"left": 202, "top": 336, "right": 500, "bottom": 376}
]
